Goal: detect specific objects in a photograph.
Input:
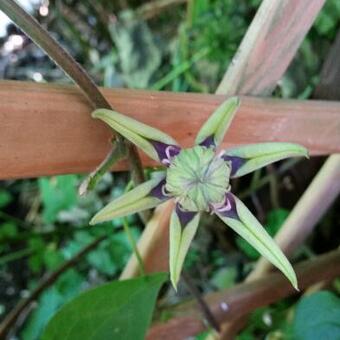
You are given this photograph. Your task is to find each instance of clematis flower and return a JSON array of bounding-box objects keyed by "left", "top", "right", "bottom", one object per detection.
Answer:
[{"left": 90, "top": 97, "right": 308, "bottom": 290}]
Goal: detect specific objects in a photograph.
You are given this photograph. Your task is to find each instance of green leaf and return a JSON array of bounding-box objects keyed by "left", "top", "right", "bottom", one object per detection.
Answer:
[
  {"left": 41, "top": 273, "right": 167, "bottom": 340},
  {"left": 39, "top": 175, "right": 78, "bottom": 224},
  {"left": 293, "top": 291, "right": 340, "bottom": 340},
  {"left": 217, "top": 194, "right": 297, "bottom": 290},
  {"left": 90, "top": 175, "right": 167, "bottom": 224},
  {"left": 223, "top": 142, "right": 308, "bottom": 178},
  {"left": 28, "top": 237, "right": 46, "bottom": 273},
  {"left": 210, "top": 267, "right": 237, "bottom": 290},
  {"left": 22, "top": 288, "right": 65, "bottom": 340},
  {"left": 195, "top": 97, "right": 239, "bottom": 148},
  {"left": 92, "top": 108, "right": 179, "bottom": 163},
  {"left": 169, "top": 209, "right": 200, "bottom": 289},
  {"left": 22, "top": 271, "right": 84, "bottom": 340},
  {"left": 236, "top": 209, "right": 289, "bottom": 260},
  {"left": 0, "top": 222, "right": 18, "bottom": 241}
]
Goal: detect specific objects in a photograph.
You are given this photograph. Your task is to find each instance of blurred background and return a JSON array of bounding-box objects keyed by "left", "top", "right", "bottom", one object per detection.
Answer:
[{"left": 0, "top": 0, "right": 339, "bottom": 339}]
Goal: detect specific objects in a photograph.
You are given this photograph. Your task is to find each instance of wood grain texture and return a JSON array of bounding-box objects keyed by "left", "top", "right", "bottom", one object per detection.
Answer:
[
  {"left": 216, "top": 0, "right": 326, "bottom": 95},
  {"left": 147, "top": 249, "right": 340, "bottom": 340},
  {"left": 1, "top": 80, "right": 340, "bottom": 179}
]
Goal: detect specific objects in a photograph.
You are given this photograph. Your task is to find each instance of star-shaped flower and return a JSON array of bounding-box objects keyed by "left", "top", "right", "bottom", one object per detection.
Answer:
[{"left": 90, "top": 97, "right": 308, "bottom": 290}]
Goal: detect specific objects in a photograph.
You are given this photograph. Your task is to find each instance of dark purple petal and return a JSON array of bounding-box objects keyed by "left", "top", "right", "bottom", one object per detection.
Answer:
[
  {"left": 222, "top": 155, "right": 246, "bottom": 176},
  {"left": 199, "top": 135, "right": 215, "bottom": 148},
  {"left": 150, "top": 178, "right": 171, "bottom": 200},
  {"left": 176, "top": 204, "right": 197, "bottom": 228},
  {"left": 150, "top": 141, "right": 181, "bottom": 166},
  {"left": 214, "top": 192, "right": 238, "bottom": 219}
]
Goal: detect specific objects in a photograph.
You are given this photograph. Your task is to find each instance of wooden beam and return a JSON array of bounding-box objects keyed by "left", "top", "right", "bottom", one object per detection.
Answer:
[
  {"left": 216, "top": 0, "right": 326, "bottom": 95},
  {"left": 1, "top": 80, "right": 339, "bottom": 179}
]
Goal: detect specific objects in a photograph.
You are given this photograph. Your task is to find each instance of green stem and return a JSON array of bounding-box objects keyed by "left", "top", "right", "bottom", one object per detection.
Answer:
[
  {"left": 122, "top": 217, "right": 145, "bottom": 276},
  {"left": 0, "top": 224, "right": 103, "bottom": 246},
  {"left": 238, "top": 159, "right": 301, "bottom": 200},
  {"left": 0, "top": 248, "right": 32, "bottom": 265},
  {"left": 79, "top": 140, "right": 126, "bottom": 195},
  {"left": 186, "top": 0, "right": 194, "bottom": 29},
  {"left": 250, "top": 169, "right": 262, "bottom": 190},
  {"left": 0, "top": 211, "right": 28, "bottom": 228},
  {"left": 121, "top": 181, "right": 145, "bottom": 275},
  {"left": 151, "top": 47, "right": 211, "bottom": 90}
]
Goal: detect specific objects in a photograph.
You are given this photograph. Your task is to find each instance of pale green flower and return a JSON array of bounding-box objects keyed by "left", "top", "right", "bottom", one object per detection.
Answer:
[{"left": 90, "top": 97, "right": 308, "bottom": 290}]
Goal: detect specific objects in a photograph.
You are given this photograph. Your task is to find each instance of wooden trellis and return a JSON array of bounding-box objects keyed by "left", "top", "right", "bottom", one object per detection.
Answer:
[
  {"left": 1, "top": 0, "right": 340, "bottom": 339},
  {"left": 1, "top": 81, "right": 340, "bottom": 179}
]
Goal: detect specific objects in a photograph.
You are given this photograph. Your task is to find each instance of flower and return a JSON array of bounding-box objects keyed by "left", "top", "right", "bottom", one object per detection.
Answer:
[{"left": 90, "top": 97, "right": 308, "bottom": 290}]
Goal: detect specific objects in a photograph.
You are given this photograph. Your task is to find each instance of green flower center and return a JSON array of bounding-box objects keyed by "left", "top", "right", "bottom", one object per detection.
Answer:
[{"left": 165, "top": 146, "right": 230, "bottom": 211}]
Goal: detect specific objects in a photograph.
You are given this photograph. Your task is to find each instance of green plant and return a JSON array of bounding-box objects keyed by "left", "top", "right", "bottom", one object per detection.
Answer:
[
  {"left": 1, "top": 1, "right": 339, "bottom": 339},
  {"left": 42, "top": 273, "right": 167, "bottom": 340},
  {"left": 90, "top": 97, "right": 307, "bottom": 289},
  {"left": 293, "top": 291, "right": 340, "bottom": 339}
]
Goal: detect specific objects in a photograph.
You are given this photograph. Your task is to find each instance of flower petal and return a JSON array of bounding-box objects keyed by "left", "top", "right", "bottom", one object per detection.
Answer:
[
  {"left": 215, "top": 193, "right": 298, "bottom": 290},
  {"left": 221, "top": 142, "right": 308, "bottom": 178},
  {"left": 92, "top": 109, "right": 180, "bottom": 165},
  {"left": 90, "top": 174, "right": 170, "bottom": 224},
  {"left": 169, "top": 204, "right": 200, "bottom": 290},
  {"left": 195, "top": 97, "right": 240, "bottom": 148}
]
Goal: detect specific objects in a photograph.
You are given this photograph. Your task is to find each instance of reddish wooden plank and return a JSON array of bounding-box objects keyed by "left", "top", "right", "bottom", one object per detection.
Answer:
[
  {"left": 1, "top": 80, "right": 339, "bottom": 179},
  {"left": 216, "top": 0, "right": 326, "bottom": 95}
]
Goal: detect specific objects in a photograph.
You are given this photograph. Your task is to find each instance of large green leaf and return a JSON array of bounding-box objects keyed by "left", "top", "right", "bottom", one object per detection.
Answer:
[
  {"left": 293, "top": 291, "right": 340, "bottom": 340},
  {"left": 41, "top": 273, "right": 167, "bottom": 340}
]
